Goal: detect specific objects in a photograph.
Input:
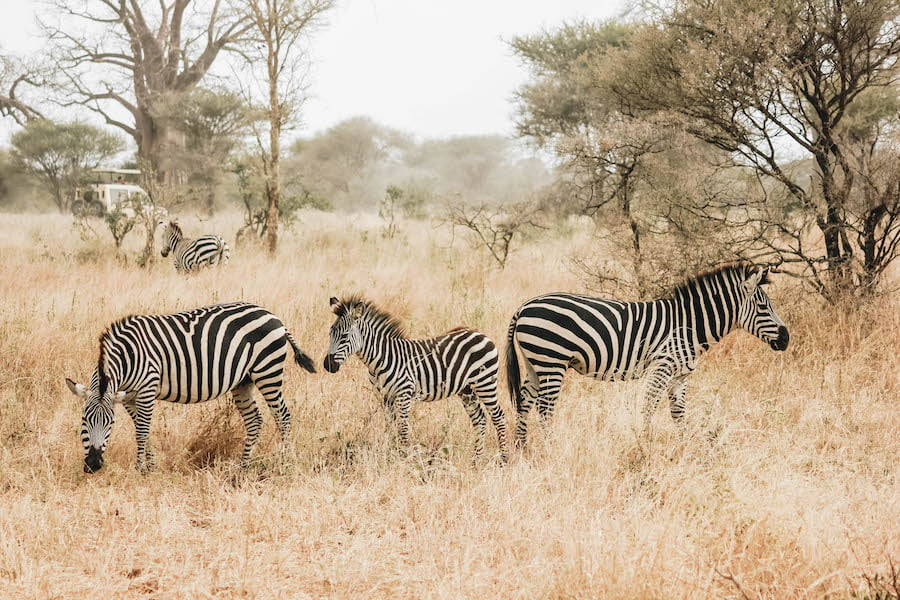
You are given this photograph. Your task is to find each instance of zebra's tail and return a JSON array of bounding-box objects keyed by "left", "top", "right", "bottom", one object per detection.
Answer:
[
  {"left": 505, "top": 311, "right": 523, "bottom": 413},
  {"left": 217, "top": 239, "right": 231, "bottom": 266},
  {"left": 286, "top": 331, "right": 316, "bottom": 373}
]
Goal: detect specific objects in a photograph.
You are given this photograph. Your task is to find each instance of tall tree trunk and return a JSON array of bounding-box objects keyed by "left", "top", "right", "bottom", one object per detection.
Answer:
[
  {"left": 265, "top": 67, "right": 281, "bottom": 256},
  {"left": 815, "top": 146, "right": 856, "bottom": 299}
]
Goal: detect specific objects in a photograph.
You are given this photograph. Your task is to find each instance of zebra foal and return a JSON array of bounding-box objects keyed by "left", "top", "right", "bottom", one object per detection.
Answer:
[
  {"left": 507, "top": 263, "right": 789, "bottom": 447},
  {"left": 160, "top": 220, "right": 230, "bottom": 273},
  {"left": 66, "top": 302, "right": 316, "bottom": 473},
  {"left": 324, "top": 296, "right": 509, "bottom": 463}
]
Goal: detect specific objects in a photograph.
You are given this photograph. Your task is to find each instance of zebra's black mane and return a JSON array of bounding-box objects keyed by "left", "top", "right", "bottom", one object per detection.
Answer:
[
  {"left": 167, "top": 220, "right": 183, "bottom": 239},
  {"left": 97, "top": 331, "right": 110, "bottom": 396},
  {"left": 96, "top": 317, "right": 135, "bottom": 395},
  {"left": 663, "top": 262, "right": 759, "bottom": 300},
  {"left": 337, "top": 295, "right": 408, "bottom": 338}
]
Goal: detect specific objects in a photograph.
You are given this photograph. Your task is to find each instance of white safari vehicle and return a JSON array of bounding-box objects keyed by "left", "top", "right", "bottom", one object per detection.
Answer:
[{"left": 72, "top": 168, "right": 151, "bottom": 217}]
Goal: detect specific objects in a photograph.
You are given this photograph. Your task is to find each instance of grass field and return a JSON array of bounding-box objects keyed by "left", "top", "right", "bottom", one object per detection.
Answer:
[{"left": 0, "top": 211, "right": 897, "bottom": 599}]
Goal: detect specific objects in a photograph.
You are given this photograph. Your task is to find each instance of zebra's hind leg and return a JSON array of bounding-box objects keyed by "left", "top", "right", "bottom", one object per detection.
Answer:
[
  {"left": 257, "top": 383, "right": 293, "bottom": 454},
  {"left": 460, "top": 392, "right": 487, "bottom": 463},
  {"left": 667, "top": 376, "right": 688, "bottom": 424},
  {"left": 641, "top": 361, "right": 676, "bottom": 438},
  {"left": 394, "top": 393, "right": 413, "bottom": 448},
  {"left": 532, "top": 371, "right": 565, "bottom": 433},
  {"left": 479, "top": 393, "right": 508, "bottom": 463},
  {"left": 514, "top": 378, "right": 540, "bottom": 449},
  {"left": 233, "top": 384, "right": 263, "bottom": 467}
]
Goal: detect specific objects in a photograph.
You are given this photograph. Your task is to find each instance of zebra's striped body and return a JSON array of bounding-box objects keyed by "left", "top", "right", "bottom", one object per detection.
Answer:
[
  {"left": 66, "top": 302, "right": 316, "bottom": 473},
  {"left": 160, "top": 221, "right": 230, "bottom": 273},
  {"left": 324, "top": 296, "right": 508, "bottom": 462},
  {"left": 507, "top": 263, "right": 789, "bottom": 446}
]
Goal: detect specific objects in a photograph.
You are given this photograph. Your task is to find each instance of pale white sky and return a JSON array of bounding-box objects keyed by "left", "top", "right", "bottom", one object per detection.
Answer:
[{"left": 0, "top": 0, "right": 625, "bottom": 144}]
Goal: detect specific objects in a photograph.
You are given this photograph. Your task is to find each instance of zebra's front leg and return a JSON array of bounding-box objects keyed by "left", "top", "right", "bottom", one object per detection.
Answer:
[
  {"left": 122, "top": 400, "right": 155, "bottom": 469},
  {"left": 233, "top": 384, "right": 263, "bottom": 467},
  {"left": 132, "top": 389, "right": 158, "bottom": 473},
  {"left": 460, "top": 393, "right": 487, "bottom": 463}
]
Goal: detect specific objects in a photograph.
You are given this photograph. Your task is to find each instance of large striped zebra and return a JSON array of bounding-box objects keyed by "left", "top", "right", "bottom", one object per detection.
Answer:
[
  {"left": 66, "top": 302, "right": 316, "bottom": 473},
  {"left": 324, "top": 296, "right": 509, "bottom": 463},
  {"left": 160, "top": 220, "right": 230, "bottom": 273},
  {"left": 506, "top": 263, "right": 789, "bottom": 447}
]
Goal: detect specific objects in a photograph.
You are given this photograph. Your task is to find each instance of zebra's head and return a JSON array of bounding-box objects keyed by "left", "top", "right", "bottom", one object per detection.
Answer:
[
  {"left": 736, "top": 266, "right": 789, "bottom": 351},
  {"left": 160, "top": 221, "right": 182, "bottom": 257},
  {"left": 324, "top": 296, "right": 365, "bottom": 373},
  {"left": 66, "top": 373, "right": 125, "bottom": 473}
]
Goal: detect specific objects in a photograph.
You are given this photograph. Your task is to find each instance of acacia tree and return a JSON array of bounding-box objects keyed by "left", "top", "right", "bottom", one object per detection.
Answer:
[
  {"left": 605, "top": 0, "right": 900, "bottom": 300},
  {"left": 239, "top": 0, "right": 334, "bottom": 254},
  {"left": 159, "top": 87, "right": 248, "bottom": 213},
  {"left": 11, "top": 119, "right": 122, "bottom": 212},
  {"left": 42, "top": 1, "right": 254, "bottom": 181},
  {"left": 512, "top": 22, "right": 704, "bottom": 294}
]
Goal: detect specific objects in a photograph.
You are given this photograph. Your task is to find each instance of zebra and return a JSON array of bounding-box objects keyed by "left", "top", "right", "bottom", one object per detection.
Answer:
[
  {"left": 506, "top": 263, "right": 789, "bottom": 447},
  {"left": 65, "top": 302, "right": 316, "bottom": 473},
  {"left": 323, "top": 295, "right": 509, "bottom": 463},
  {"left": 160, "top": 220, "right": 230, "bottom": 273}
]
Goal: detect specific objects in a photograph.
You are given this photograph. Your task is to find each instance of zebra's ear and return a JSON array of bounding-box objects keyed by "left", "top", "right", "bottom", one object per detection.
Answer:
[
  {"left": 741, "top": 267, "right": 765, "bottom": 296},
  {"left": 329, "top": 297, "right": 341, "bottom": 314},
  {"left": 759, "top": 267, "right": 771, "bottom": 285},
  {"left": 65, "top": 378, "right": 86, "bottom": 398}
]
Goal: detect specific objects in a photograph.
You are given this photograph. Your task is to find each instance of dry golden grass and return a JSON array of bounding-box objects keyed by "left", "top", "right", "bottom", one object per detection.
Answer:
[{"left": 0, "top": 211, "right": 897, "bottom": 599}]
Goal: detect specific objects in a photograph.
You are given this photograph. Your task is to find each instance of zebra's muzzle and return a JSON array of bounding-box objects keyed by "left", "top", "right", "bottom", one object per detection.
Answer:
[
  {"left": 323, "top": 354, "right": 341, "bottom": 373},
  {"left": 84, "top": 446, "right": 104, "bottom": 473},
  {"left": 769, "top": 326, "right": 790, "bottom": 351}
]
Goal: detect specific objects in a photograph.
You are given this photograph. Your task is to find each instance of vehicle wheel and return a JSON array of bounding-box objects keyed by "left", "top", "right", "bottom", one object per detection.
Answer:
[
  {"left": 89, "top": 201, "right": 105, "bottom": 217},
  {"left": 72, "top": 200, "right": 87, "bottom": 217}
]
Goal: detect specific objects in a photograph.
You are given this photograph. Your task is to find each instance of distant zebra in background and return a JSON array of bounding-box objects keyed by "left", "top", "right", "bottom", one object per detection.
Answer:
[
  {"left": 506, "top": 263, "right": 789, "bottom": 447},
  {"left": 66, "top": 302, "right": 316, "bottom": 473},
  {"left": 324, "top": 296, "right": 509, "bottom": 463},
  {"left": 160, "top": 220, "right": 230, "bottom": 273}
]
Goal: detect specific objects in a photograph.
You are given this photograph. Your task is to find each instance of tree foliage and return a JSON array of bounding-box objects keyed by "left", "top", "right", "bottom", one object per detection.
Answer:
[
  {"left": 512, "top": 20, "right": 714, "bottom": 294},
  {"left": 157, "top": 88, "right": 249, "bottom": 213},
  {"left": 514, "top": 2, "right": 900, "bottom": 301},
  {"left": 11, "top": 119, "right": 123, "bottom": 213},
  {"left": 604, "top": 0, "right": 900, "bottom": 300}
]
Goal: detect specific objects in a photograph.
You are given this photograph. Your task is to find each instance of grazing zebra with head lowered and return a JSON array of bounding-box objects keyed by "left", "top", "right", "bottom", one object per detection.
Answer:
[
  {"left": 66, "top": 302, "right": 316, "bottom": 473},
  {"left": 324, "top": 296, "right": 509, "bottom": 463},
  {"left": 160, "top": 220, "right": 230, "bottom": 273},
  {"left": 507, "top": 263, "right": 789, "bottom": 447}
]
